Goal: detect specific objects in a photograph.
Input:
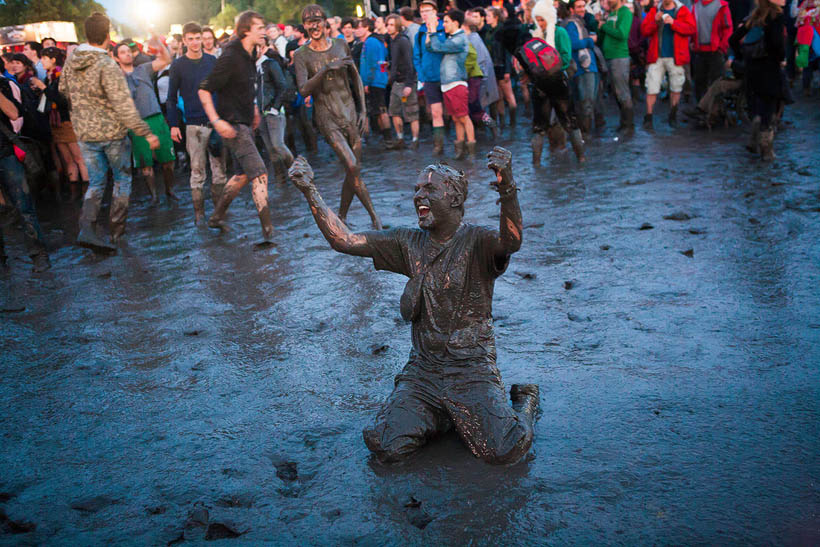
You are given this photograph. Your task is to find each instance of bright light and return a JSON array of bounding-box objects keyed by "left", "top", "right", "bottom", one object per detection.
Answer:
[
  {"left": 356, "top": 4, "right": 364, "bottom": 17},
  {"left": 138, "top": 0, "right": 164, "bottom": 27}
]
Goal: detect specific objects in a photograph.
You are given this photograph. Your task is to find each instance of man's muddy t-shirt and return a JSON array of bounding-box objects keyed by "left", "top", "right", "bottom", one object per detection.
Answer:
[{"left": 365, "top": 224, "right": 509, "bottom": 366}]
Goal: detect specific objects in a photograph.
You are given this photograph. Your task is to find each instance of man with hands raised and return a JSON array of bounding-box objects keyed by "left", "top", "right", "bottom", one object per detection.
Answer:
[{"left": 288, "top": 147, "right": 540, "bottom": 465}]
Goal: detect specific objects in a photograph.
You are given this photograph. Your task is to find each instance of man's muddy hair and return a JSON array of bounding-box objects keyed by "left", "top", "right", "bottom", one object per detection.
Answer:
[
  {"left": 422, "top": 164, "right": 468, "bottom": 207},
  {"left": 301, "top": 4, "right": 328, "bottom": 22}
]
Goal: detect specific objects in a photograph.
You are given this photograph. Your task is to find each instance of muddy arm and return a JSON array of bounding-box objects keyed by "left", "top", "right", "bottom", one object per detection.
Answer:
[
  {"left": 289, "top": 156, "right": 372, "bottom": 257},
  {"left": 487, "top": 147, "right": 522, "bottom": 256}
]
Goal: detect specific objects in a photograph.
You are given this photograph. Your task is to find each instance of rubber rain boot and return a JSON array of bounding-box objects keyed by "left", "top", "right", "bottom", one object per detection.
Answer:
[
  {"left": 211, "top": 183, "right": 226, "bottom": 207},
  {"left": 208, "top": 180, "right": 242, "bottom": 231},
  {"left": 109, "top": 196, "right": 130, "bottom": 243},
  {"left": 531, "top": 133, "right": 544, "bottom": 165},
  {"left": 759, "top": 129, "right": 775, "bottom": 162},
  {"left": 453, "top": 140, "right": 465, "bottom": 160},
  {"left": 746, "top": 116, "right": 761, "bottom": 154},
  {"left": 191, "top": 188, "right": 205, "bottom": 225},
  {"left": 668, "top": 104, "right": 679, "bottom": 128},
  {"left": 569, "top": 129, "right": 586, "bottom": 163},
  {"left": 76, "top": 194, "right": 116, "bottom": 253},
  {"left": 432, "top": 127, "right": 444, "bottom": 156},
  {"left": 466, "top": 141, "right": 477, "bottom": 158}
]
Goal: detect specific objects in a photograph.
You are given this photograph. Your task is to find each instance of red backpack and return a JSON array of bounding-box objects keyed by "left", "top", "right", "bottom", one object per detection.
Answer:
[{"left": 515, "top": 38, "right": 562, "bottom": 78}]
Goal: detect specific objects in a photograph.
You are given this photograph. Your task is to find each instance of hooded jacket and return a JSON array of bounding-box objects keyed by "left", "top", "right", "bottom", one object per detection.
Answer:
[
  {"left": 59, "top": 44, "right": 150, "bottom": 142},
  {"left": 691, "top": 0, "right": 733, "bottom": 53},
  {"left": 531, "top": 0, "right": 556, "bottom": 46},
  {"left": 641, "top": 1, "right": 697, "bottom": 65},
  {"left": 425, "top": 28, "right": 469, "bottom": 85}
]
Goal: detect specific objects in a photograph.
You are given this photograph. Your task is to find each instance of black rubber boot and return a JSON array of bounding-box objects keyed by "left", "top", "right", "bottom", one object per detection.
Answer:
[
  {"left": 208, "top": 181, "right": 242, "bottom": 231},
  {"left": 191, "top": 188, "right": 205, "bottom": 225},
  {"left": 531, "top": 133, "right": 544, "bottom": 165},
  {"left": 76, "top": 195, "right": 116, "bottom": 254},
  {"left": 569, "top": 129, "right": 586, "bottom": 163},
  {"left": 109, "top": 196, "right": 130, "bottom": 243},
  {"left": 509, "top": 105, "right": 517, "bottom": 127},
  {"left": 746, "top": 116, "right": 761, "bottom": 154},
  {"left": 668, "top": 105, "right": 679, "bottom": 128},
  {"left": 453, "top": 140, "right": 466, "bottom": 160},
  {"left": 466, "top": 141, "right": 476, "bottom": 158},
  {"left": 211, "top": 183, "right": 226, "bottom": 208},
  {"left": 643, "top": 113, "right": 654, "bottom": 131},
  {"left": 432, "top": 127, "right": 445, "bottom": 156},
  {"left": 257, "top": 204, "right": 274, "bottom": 241},
  {"left": 31, "top": 250, "right": 51, "bottom": 273},
  {"left": 759, "top": 129, "right": 776, "bottom": 162},
  {"left": 144, "top": 172, "right": 158, "bottom": 204},
  {"left": 619, "top": 107, "right": 635, "bottom": 137}
]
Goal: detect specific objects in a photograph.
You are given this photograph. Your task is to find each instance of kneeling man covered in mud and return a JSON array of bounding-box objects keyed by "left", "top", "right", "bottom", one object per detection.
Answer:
[{"left": 289, "top": 147, "right": 539, "bottom": 465}]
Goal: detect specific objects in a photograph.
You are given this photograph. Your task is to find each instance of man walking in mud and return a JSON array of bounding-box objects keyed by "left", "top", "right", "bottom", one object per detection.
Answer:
[
  {"left": 293, "top": 4, "right": 382, "bottom": 230},
  {"left": 200, "top": 11, "right": 274, "bottom": 242},
  {"left": 288, "top": 147, "right": 539, "bottom": 465}
]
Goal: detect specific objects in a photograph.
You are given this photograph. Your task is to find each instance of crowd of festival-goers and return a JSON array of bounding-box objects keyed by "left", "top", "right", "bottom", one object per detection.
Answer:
[{"left": 0, "top": 0, "right": 817, "bottom": 273}]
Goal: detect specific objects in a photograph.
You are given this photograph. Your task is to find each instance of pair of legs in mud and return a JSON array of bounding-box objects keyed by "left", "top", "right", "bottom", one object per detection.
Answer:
[
  {"left": 0, "top": 154, "right": 50, "bottom": 272},
  {"left": 363, "top": 359, "right": 540, "bottom": 465},
  {"left": 530, "top": 73, "right": 586, "bottom": 164},
  {"left": 324, "top": 122, "right": 381, "bottom": 230},
  {"left": 208, "top": 124, "right": 275, "bottom": 241}
]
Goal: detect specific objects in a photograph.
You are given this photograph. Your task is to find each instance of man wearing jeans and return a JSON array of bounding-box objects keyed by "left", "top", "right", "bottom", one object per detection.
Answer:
[
  {"left": 599, "top": 0, "right": 634, "bottom": 135},
  {"left": 0, "top": 75, "right": 50, "bottom": 272},
  {"left": 200, "top": 11, "right": 273, "bottom": 242},
  {"left": 565, "top": 0, "right": 600, "bottom": 136},
  {"left": 61, "top": 12, "right": 158, "bottom": 253},
  {"left": 167, "top": 22, "right": 227, "bottom": 225}
]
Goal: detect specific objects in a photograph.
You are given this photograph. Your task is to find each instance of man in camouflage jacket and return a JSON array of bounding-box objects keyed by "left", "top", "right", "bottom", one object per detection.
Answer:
[{"left": 60, "top": 12, "right": 158, "bottom": 252}]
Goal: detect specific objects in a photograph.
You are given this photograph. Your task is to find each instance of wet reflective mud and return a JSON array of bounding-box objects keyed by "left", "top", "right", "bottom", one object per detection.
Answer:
[{"left": 1, "top": 99, "right": 819, "bottom": 544}]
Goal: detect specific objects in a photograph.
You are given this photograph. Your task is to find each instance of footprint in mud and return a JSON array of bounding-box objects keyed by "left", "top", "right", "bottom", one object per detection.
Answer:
[
  {"left": 404, "top": 497, "right": 433, "bottom": 530},
  {"left": 663, "top": 211, "right": 693, "bottom": 221}
]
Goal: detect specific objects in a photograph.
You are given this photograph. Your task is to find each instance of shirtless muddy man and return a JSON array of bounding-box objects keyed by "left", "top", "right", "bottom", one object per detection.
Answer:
[
  {"left": 289, "top": 147, "right": 540, "bottom": 464},
  {"left": 293, "top": 4, "right": 381, "bottom": 230}
]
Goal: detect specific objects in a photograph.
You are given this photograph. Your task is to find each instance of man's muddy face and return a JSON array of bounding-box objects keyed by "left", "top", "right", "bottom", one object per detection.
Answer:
[
  {"left": 414, "top": 170, "right": 458, "bottom": 230},
  {"left": 304, "top": 17, "right": 326, "bottom": 41}
]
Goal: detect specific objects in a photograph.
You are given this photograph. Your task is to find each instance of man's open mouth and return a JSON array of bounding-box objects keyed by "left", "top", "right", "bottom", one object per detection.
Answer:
[{"left": 417, "top": 205, "right": 430, "bottom": 219}]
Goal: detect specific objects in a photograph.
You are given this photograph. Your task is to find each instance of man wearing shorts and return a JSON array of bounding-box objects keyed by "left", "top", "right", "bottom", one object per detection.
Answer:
[
  {"left": 115, "top": 37, "right": 178, "bottom": 205},
  {"left": 386, "top": 14, "right": 419, "bottom": 149},
  {"left": 425, "top": 9, "right": 475, "bottom": 159},
  {"left": 640, "top": 0, "right": 695, "bottom": 129},
  {"left": 415, "top": 0, "right": 447, "bottom": 155},
  {"left": 200, "top": 11, "right": 274, "bottom": 242},
  {"left": 293, "top": 4, "right": 382, "bottom": 229}
]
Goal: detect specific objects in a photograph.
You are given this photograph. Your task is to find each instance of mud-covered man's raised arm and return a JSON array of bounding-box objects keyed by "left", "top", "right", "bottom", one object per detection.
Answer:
[{"left": 289, "top": 147, "right": 539, "bottom": 465}]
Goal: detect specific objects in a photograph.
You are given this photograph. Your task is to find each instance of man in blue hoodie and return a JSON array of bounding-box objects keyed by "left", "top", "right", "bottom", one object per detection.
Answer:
[
  {"left": 425, "top": 9, "right": 475, "bottom": 159},
  {"left": 414, "top": 0, "right": 447, "bottom": 155},
  {"left": 359, "top": 17, "right": 393, "bottom": 145},
  {"left": 564, "top": 0, "right": 599, "bottom": 135}
]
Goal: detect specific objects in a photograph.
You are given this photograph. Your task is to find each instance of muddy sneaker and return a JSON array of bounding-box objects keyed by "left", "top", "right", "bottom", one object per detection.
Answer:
[
  {"left": 31, "top": 251, "right": 51, "bottom": 273},
  {"left": 510, "top": 384, "right": 540, "bottom": 416}
]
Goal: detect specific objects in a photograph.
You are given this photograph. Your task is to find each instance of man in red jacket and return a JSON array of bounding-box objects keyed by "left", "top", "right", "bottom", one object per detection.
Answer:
[
  {"left": 640, "top": 0, "right": 696, "bottom": 129},
  {"left": 690, "top": 0, "right": 732, "bottom": 101}
]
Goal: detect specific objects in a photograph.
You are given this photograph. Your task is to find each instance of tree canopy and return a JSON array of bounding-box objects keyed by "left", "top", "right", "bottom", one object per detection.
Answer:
[{"left": 0, "top": 0, "right": 106, "bottom": 33}]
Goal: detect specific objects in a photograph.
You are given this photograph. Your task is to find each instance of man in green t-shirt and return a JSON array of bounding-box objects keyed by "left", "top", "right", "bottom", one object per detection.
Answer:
[{"left": 599, "top": 0, "right": 634, "bottom": 135}]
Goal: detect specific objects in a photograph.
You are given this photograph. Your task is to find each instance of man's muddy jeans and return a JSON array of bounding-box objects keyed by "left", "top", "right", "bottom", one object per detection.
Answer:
[
  {"left": 186, "top": 124, "right": 227, "bottom": 191},
  {"left": 79, "top": 137, "right": 132, "bottom": 202},
  {"left": 606, "top": 57, "right": 633, "bottom": 110},
  {"left": 573, "top": 71, "right": 599, "bottom": 129},
  {"left": 259, "top": 112, "right": 294, "bottom": 166},
  {"left": 0, "top": 153, "right": 46, "bottom": 257}
]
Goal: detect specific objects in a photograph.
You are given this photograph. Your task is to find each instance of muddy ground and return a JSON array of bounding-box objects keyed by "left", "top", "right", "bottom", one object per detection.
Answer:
[{"left": 1, "top": 97, "right": 819, "bottom": 544}]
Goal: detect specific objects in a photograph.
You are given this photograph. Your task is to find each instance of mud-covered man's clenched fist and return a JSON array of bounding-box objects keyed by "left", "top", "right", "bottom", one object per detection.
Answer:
[
  {"left": 487, "top": 146, "right": 515, "bottom": 195},
  {"left": 288, "top": 156, "right": 315, "bottom": 193}
]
